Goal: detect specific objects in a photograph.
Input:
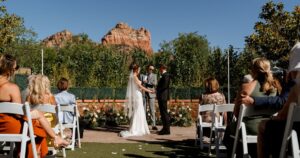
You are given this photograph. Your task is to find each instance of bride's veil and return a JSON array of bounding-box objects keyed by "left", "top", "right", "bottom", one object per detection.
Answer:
[{"left": 124, "top": 70, "right": 138, "bottom": 118}]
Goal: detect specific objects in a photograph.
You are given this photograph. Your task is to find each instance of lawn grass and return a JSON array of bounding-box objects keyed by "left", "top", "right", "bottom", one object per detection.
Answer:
[{"left": 63, "top": 140, "right": 217, "bottom": 158}]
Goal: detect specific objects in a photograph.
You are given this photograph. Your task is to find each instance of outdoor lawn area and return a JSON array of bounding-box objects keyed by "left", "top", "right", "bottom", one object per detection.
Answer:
[
  {"left": 65, "top": 141, "right": 216, "bottom": 158},
  {"left": 59, "top": 126, "right": 224, "bottom": 158}
]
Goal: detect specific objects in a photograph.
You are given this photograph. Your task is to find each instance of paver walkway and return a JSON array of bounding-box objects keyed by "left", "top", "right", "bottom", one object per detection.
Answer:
[{"left": 81, "top": 125, "right": 196, "bottom": 143}]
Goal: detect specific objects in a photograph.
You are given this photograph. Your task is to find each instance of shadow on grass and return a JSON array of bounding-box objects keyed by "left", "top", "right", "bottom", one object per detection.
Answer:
[{"left": 124, "top": 139, "right": 216, "bottom": 158}]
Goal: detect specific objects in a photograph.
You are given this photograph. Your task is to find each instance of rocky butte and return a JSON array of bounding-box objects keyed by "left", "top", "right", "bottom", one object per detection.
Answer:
[
  {"left": 42, "top": 30, "right": 73, "bottom": 48},
  {"left": 101, "top": 22, "right": 153, "bottom": 55},
  {"left": 42, "top": 23, "right": 153, "bottom": 55}
]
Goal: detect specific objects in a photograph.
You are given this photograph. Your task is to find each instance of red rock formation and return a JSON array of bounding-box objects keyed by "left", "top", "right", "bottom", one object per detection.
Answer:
[
  {"left": 102, "top": 22, "right": 153, "bottom": 55},
  {"left": 42, "top": 30, "right": 73, "bottom": 48}
]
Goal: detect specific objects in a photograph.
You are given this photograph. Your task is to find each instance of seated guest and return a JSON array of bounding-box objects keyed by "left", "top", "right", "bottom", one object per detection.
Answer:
[
  {"left": 257, "top": 42, "right": 300, "bottom": 158},
  {"left": 27, "top": 74, "right": 59, "bottom": 148},
  {"left": 0, "top": 54, "right": 68, "bottom": 157},
  {"left": 199, "top": 77, "right": 226, "bottom": 123},
  {"left": 55, "top": 77, "right": 76, "bottom": 124},
  {"left": 198, "top": 77, "right": 226, "bottom": 142},
  {"left": 224, "top": 57, "right": 281, "bottom": 157}
]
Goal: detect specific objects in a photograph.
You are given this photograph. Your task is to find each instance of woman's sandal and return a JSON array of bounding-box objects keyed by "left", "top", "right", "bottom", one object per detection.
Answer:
[{"left": 54, "top": 135, "right": 69, "bottom": 149}]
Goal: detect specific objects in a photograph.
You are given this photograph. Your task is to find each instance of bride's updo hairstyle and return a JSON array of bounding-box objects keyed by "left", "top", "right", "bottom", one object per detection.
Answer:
[{"left": 130, "top": 63, "right": 140, "bottom": 73}]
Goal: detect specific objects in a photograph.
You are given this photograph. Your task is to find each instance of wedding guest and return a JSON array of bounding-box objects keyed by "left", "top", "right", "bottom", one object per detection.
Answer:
[
  {"left": 198, "top": 77, "right": 226, "bottom": 142},
  {"left": 27, "top": 74, "right": 69, "bottom": 155},
  {"left": 224, "top": 57, "right": 281, "bottom": 157},
  {"left": 199, "top": 77, "right": 226, "bottom": 123},
  {"left": 55, "top": 77, "right": 76, "bottom": 124},
  {"left": 257, "top": 42, "right": 300, "bottom": 158},
  {"left": 0, "top": 54, "right": 67, "bottom": 158}
]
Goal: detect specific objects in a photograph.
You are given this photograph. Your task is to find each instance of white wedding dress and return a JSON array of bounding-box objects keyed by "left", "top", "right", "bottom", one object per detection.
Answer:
[{"left": 120, "top": 71, "right": 150, "bottom": 137}]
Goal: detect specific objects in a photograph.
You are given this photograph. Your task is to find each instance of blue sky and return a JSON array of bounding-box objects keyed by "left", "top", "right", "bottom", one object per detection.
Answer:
[{"left": 4, "top": 0, "right": 300, "bottom": 51}]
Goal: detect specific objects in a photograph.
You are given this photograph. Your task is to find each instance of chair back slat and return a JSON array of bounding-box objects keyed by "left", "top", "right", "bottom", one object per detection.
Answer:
[
  {"left": 60, "top": 105, "right": 75, "bottom": 113},
  {"left": 0, "top": 102, "right": 25, "bottom": 115},
  {"left": 242, "top": 106, "right": 277, "bottom": 117},
  {"left": 34, "top": 104, "right": 57, "bottom": 114},
  {"left": 199, "top": 104, "right": 215, "bottom": 112},
  {"left": 214, "top": 104, "right": 235, "bottom": 113}
]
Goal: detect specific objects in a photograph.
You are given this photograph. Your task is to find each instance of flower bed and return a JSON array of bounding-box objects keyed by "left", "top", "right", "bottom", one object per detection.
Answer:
[{"left": 78, "top": 99, "right": 197, "bottom": 129}]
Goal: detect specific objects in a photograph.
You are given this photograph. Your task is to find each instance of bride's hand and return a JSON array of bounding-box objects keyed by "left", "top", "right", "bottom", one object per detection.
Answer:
[{"left": 150, "top": 90, "right": 155, "bottom": 94}]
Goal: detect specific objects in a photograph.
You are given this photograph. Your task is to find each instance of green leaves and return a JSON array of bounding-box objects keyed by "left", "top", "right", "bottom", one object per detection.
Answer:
[{"left": 246, "top": 1, "right": 300, "bottom": 69}]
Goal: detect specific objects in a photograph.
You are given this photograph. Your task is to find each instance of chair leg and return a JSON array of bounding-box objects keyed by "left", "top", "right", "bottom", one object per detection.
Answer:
[
  {"left": 215, "top": 132, "right": 220, "bottom": 156},
  {"left": 76, "top": 117, "right": 81, "bottom": 148},
  {"left": 71, "top": 127, "right": 76, "bottom": 150},
  {"left": 20, "top": 140, "right": 27, "bottom": 158},
  {"left": 8, "top": 142, "right": 15, "bottom": 158},
  {"left": 62, "top": 148, "right": 66, "bottom": 157},
  {"left": 200, "top": 126, "right": 204, "bottom": 150}
]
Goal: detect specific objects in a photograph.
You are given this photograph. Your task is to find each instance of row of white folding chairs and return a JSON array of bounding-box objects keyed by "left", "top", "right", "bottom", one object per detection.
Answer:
[
  {"left": 0, "top": 102, "right": 81, "bottom": 158},
  {"left": 195, "top": 103, "right": 235, "bottom": 156}
]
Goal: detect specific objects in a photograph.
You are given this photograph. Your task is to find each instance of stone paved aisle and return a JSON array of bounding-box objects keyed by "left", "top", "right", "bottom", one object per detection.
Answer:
[{"left": 81, "top": 125, "right": 196, "bottom": 143}]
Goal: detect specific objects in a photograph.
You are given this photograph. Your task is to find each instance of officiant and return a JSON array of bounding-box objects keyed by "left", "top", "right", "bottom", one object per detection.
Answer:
[{"left": 142, "top": 65, "right": 158, "bottom": 130}]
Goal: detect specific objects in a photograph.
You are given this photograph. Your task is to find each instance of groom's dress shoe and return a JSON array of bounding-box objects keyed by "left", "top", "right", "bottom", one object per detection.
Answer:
[
  {"left": 152, "top": 126, "right": 158, "bottom": 130},
  {"left": 158, "top": 130, "right": 170, "bottom": 135}
]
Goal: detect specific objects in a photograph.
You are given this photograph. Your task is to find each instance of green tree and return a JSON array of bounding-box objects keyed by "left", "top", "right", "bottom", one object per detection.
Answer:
[
  {"left": 159, "top": 32, "right": 210, "bottom": 87},
  {"left": 0, "top": 0, "right": 33, "bottom": 50},
  {"left": 246, "top": 1, "right": 300, "bottom": 68}
]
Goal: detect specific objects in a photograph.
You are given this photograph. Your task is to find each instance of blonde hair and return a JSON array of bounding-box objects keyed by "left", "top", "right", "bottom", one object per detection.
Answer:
[
  {"left": 251, "top": 58, "right": 276, "bottom": 93},
  {"left": 27, "top": 74, "right": 52, "bottom": 105}
]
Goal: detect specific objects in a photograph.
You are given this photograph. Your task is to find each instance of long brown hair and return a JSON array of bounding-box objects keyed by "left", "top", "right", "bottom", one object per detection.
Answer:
[
  {"left": 204, "top": 77, "right": 220, "bottom": 94},
  {"left": 0, "top": 54, "right": 17, "bottom": 78}
]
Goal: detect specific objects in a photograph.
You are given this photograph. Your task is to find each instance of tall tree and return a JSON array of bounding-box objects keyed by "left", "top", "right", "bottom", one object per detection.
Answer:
[
  {"left": 246, "top": 1, "right": 300, "bottom": 68},
  {"left": 0, "top": 0, "right": 31, "bottom": 50},
  {"left": 158, "top": 32, "right": 210, "bottom": 87}
]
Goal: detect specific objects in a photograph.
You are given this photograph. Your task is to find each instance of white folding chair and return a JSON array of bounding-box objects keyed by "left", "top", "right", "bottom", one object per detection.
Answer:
[
  {"left": 195, "top": 103, "right": 215, "bottom": 150},
  {"left": 35, "top": 104, "right": 66, "bottom": 157},
  {"left": 59, "top": 104, "right": 81, "bottom": 150},
  {"left": 0, "top": 102, "right": 38, "bottom": 158},
  {"left": 291, "top": 130, "right": 300, "bottom": 158},
  {"left": 211, "top": 103, "right": 235, "bottom": 156},
  {"left": 280, "top": 102, "right": 300, "bottom": 158},
  {"left": 231, "top": 104, "right": 277, "bottom": 158}
]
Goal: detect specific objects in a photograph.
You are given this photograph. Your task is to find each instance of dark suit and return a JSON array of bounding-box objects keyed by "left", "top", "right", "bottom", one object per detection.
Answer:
[{"left": 156, "top": 72, "right": 171, "bottom": 133}]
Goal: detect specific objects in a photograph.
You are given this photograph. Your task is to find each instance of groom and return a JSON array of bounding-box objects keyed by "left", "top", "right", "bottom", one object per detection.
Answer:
[{"left": 157, "top": 64, "right": 171, "bottom": 135}]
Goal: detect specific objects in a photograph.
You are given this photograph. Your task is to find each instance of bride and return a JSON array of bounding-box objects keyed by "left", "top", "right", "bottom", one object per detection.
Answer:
[{"left": 120, "top": 63, "right": 154, "bottom": 137}]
